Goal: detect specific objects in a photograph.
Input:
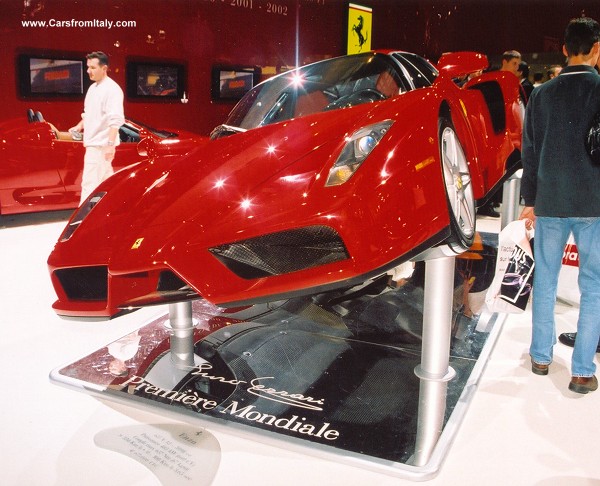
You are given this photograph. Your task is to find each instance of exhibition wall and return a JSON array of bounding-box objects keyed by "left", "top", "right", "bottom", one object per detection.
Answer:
[
  {"left": 3, "top": 0, "right": 344, "bottom": 136},
  {"left": 1, "top": 0, "right": 600, "bottom": 136}
]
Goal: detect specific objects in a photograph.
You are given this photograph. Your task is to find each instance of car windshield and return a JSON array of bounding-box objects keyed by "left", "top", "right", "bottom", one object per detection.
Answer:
[
  {"left": 126, "top": 119, "right": 179, "bottom": 139},
  {"left": 220, "top": 53, "right": 412, "bottom": 133}
]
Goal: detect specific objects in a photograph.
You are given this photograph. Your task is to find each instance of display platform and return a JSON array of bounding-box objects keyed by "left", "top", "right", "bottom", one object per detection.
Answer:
[{"left": 51, "top": 232, "right": 503, "bottom": 481}]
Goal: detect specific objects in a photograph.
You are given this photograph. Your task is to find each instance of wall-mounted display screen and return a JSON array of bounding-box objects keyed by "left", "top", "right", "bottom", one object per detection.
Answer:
[
  {"left": 211, "top": 65, "right": 261, "bottom": 101},
  {"left": 18, "top": 54, "right": 86, "bottom": 97},
  {"left": 126, "top": 61, "right": 186, "bottom": 100}
]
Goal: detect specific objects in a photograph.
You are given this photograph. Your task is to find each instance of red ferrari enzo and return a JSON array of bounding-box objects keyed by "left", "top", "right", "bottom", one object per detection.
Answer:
[
  {"left": 0, "top": 110, "right": 200, "bottom": 215},
  {"left": 48, "top": 50, "right": 523, "bottom": 318}
]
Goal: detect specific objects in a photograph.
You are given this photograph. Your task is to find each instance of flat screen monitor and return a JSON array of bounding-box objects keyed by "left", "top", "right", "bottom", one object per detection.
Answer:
[
  {"left": 126, "top": 61, "right": 186, "bottom": 99},
  {"left": 18, "top": 54, "right": 86, "bottom": 97},
  {"left": 211, "top": 65, "right": 261, "bottom": 101}
]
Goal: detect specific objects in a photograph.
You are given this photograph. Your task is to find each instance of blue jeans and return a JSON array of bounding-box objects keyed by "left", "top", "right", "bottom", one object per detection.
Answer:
[{"left": 530, "top": 217, "right": 600, "bottom": 377}]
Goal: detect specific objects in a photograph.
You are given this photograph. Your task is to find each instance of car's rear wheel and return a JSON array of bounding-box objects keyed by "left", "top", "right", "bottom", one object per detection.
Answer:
[{"left": 439, "top": 119, "right": 475, "bottom": 252}]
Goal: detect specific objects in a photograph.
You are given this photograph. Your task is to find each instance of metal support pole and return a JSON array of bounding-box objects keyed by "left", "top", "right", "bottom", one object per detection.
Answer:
[
  {"left": 500, "top": 169, "right": 522, "bottom": 229},
  {"left": 412, "top": 255, "right": 457, "bottom": 467},
  {"left": 168, "top": 301, "right": 195, "bottom": 370}
]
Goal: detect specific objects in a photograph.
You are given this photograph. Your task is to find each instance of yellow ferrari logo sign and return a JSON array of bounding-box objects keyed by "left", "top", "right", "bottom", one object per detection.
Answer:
[
  {"left": 131, "top": 238, "right": 144, "bottom": 250},
  {"left": 347, "top": 3, "right": 372, "bottom": 55}
]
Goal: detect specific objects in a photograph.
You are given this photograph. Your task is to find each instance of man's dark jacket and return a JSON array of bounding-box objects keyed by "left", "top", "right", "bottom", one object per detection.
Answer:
[{"left": 521, "top": 64, "right": 600, "bottom": 216}]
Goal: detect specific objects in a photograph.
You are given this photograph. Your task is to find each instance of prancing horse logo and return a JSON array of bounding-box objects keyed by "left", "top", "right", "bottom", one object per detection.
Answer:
[
  {"left": 131, "top": 237, "right": 144, "bottom": 249},
  {"left": 352, "top": 15, "right": 369, "bottom": 51}
]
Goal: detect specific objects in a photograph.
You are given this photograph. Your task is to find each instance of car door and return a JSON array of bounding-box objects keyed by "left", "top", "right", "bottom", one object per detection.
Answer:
[{"left": 0, "top": 121, "right": 70, "bottom": 214}]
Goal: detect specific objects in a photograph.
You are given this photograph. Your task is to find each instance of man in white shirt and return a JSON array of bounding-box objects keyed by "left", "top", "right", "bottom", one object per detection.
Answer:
[{"left": 70, "top": 51, "right": 124, "bottom": 204}]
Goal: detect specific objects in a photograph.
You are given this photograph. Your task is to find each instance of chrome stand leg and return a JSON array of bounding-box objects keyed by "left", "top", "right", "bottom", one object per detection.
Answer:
[
  {"left": 500, "top": 169, "right": 522, "bottom": 229},
  {"left": 412, "top": 255, "right": 457, "bottom": 467},
  {"left": 168, "top": 301, "right": 195, "bottom": 370}
]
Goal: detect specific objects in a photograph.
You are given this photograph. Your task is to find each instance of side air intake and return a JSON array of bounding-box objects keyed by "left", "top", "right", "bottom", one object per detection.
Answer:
[
  {"left": 209, "top": 226, "right": 349, "bottom": 279},
  {"left": 54, "top": 266, "right": 108, "bottom": 301}
]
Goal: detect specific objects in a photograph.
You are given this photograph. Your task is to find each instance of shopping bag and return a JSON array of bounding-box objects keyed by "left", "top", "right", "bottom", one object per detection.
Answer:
[{"left": 485, "top": 219, "right": 534, "bottom": 313}]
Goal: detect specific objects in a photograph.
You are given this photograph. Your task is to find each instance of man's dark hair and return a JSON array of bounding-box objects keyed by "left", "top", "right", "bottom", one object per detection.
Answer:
[
  {"left": 86, "top": 51, "right": 109, "bottom": 66},
  {"left": 518, "top": 61, "right": 530, "bottom": 77},
  {"left": 564, "top": 17, "right": 600, "bottom": 56}
]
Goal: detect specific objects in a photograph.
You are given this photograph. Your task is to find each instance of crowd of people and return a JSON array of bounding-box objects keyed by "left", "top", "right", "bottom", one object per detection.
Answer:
[
  {"left": 476, "top": 50, "right": 563, "bottom": 218},
  {"left": 458, "top": 19, "right": 600, "bottom": 395}
]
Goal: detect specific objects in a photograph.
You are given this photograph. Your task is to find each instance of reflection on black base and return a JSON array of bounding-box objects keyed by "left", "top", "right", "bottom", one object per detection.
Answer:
[{"left": 52, "top": 233, "right": 501, "bottom": 479}]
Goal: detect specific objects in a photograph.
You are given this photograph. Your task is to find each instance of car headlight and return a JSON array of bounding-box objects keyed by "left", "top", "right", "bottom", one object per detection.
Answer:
[
  {"left": 325, "top": 120, "right": 394, "bottom": 186},
  {"left": 60, "top": 192, "right": 106, "bottom": 241}
]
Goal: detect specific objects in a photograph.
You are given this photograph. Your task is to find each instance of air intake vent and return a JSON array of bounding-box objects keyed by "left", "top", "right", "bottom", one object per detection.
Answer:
[
  {"left": 54, "top": 266, "right": 108, "bottom": 301},
  {"left": 157, "top": 270, "right": 187, "bottom": 291},
  {"left": 209, "top": 225, "right": 349, "bottom": 279}
]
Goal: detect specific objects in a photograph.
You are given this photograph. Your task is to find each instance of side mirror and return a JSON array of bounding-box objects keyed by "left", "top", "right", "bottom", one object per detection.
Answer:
[
  {"left": 137, "top": 133, "right": 157, "bottom": 159},
  {"left": 437, "top": 52, "right": 488, "bottom": 79}
]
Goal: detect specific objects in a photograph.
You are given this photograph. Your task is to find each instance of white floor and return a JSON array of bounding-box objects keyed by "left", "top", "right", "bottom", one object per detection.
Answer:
[{"left": 1, "top": 212, "right": 598, "bottom": 486}]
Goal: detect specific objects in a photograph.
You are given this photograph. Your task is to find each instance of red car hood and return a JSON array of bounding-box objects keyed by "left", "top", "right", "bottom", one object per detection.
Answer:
[
  {"left": 49, "top": 90, "right": 434, "bottom": 308},
  {"left": 57, "top": 103, "right": 386, "bottom": 253}
]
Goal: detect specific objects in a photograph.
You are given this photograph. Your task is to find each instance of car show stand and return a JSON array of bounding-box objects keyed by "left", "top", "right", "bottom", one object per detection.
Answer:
[{"left": 51, "top": 231, "right": 504, "bottom": 481}]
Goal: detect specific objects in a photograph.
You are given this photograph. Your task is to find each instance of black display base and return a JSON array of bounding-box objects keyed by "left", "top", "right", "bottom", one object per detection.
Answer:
[{"left": 51, "top": 233, "right": 504, "bottom": 481}]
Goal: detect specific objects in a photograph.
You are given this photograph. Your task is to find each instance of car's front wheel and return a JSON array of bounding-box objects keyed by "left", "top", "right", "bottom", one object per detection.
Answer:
[{"left": 439, "top": 119, "right": 476, "bottom": 253}]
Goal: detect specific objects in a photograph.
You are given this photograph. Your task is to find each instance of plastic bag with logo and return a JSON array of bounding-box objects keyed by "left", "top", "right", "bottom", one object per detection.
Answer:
[{"left": 485, "top": 219, "right": 534, "bottom": 313}]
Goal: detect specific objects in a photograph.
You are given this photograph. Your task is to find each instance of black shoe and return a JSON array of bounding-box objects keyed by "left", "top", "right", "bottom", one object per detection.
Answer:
[
  {"left": 569, "top": 375, "right": 598, "bottom": 394},
  {"left": 477, "top": 204, "right": 500, "bottom": 218},
  {"left": 558, "top": 332, "right": 600, "bottom": 353}
]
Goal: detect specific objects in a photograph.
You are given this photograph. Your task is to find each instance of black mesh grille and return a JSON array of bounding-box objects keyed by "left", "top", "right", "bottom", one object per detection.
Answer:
[
  {"left": 54, "top": 266, "right": 108, "bottom": 301},
  {"left": 157, "top": 270, "right": 187, "bottom": 291},
  {"left": 209, "top": 225, "right": 349, "bottom": 279}
]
